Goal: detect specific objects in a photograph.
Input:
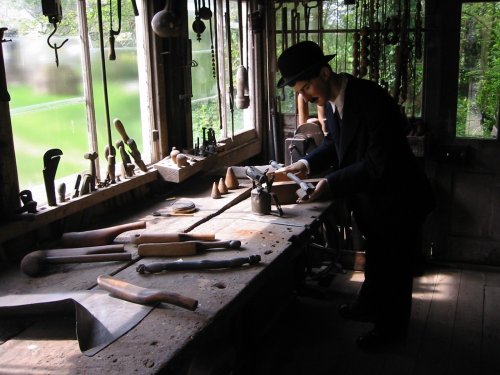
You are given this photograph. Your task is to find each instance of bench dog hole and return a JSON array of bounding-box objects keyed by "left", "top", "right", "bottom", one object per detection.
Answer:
[{"left": 213, "top": 282, "right": 226, "bottom": 289}]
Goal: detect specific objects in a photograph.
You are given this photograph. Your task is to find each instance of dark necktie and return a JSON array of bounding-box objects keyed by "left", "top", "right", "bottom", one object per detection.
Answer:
[{"left": 333, "top": 109, "right": 342, "bottom": 158}]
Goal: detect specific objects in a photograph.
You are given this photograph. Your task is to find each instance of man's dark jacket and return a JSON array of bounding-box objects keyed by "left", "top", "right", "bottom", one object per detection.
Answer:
[{"left": 304, "top": 74, "right": 434, "bottom": 232}]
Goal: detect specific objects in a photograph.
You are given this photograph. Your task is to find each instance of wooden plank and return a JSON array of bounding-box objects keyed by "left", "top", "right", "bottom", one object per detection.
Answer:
[
  {"left": 482, "top": 271, "right": 500, "bottom": 374},
  {"left": 383, "top": 268, "right": 440, "bottom": 375},
  {"left": 412, "top": 268, "right": 461, "bottom": 375},
  {"left": 447, "top": 269, "right": 484, "bottom": 374}
]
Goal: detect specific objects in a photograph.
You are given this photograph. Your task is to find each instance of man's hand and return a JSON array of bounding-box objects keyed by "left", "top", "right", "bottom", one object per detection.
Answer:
[
  {"left": 298, "top": 178, "right": 330, "bottom": 203},
  {"left": 274, "top": 160, "right": 308, "bottom": 178}
]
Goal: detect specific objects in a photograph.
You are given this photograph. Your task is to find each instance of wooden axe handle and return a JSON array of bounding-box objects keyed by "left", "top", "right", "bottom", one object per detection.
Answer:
[
  {"left": 138, "top": 242, "right": 197, "bottom": 257},
  {"left": 43, "top": 244, "right": 125, "bottom": 257},
  {"left": 97, "top": 275, "right": 198, "bottom": 311},
  {"left": 20, "top": 252, "right": 132, "bottom": 277},
  {"left": 60, "top": 221, "right": 146, "bottom": 247},
  {"left": 44, "top": 253, "right": 132, "bottom": 264},
  {"left": 133, "top": 232, "right": 216, "bottom": 244}
]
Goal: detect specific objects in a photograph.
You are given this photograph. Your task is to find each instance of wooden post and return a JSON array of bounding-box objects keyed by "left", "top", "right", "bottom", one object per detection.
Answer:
[{"left": 0, "top": 27, "right": 20, "bottom": 221}]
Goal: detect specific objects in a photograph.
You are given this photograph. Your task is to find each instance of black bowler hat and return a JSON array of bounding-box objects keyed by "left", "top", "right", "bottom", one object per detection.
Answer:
[{"left": 277, "top": 41, "right": 335, "bottom": 88}]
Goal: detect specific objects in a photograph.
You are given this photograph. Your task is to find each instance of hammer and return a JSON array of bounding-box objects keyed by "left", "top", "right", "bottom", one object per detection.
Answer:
[{"left": 20, "top": 244, "right": 130, "bottom": 277}]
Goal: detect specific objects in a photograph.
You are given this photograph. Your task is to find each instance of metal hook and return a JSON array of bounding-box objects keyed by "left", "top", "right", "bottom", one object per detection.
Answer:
[{"left": 47, "top": 23, "right": 69, "bottom": 67}]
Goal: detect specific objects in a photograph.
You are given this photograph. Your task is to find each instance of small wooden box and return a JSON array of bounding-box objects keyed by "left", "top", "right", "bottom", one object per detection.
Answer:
[{"left": 154, "top": 155, "right": 206, "bottom": 183}]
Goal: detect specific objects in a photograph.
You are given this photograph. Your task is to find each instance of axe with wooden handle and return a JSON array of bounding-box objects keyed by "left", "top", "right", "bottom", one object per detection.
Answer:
[
  {"left": 138, "top": 240, "right": 241, "bottom": 257},
  {"left": 60, "top": 221, "right": 146, "bottom": 247},
  {"left": 97, "top": 275, "right": 198, "bottom": 311},
  {"left": 132, "top": 232, "right": 216, "bottom": 244},
  {"left": 21, "top": 245, "right": 131, "bottom": 277}
]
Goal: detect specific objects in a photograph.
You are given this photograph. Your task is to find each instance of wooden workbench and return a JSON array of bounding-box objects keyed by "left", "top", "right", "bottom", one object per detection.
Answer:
[{"left": 0, "top": 172, "right": 333, "bottom": 374}]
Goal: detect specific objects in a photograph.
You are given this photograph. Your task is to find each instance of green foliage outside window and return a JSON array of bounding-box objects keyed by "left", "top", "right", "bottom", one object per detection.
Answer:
[{"left": 457, "top": 2, "right": 499, "bottom": 139}]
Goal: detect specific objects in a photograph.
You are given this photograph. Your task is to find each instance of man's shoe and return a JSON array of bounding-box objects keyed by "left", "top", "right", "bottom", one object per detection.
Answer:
[
  {"left": 338, "top": 302, "right": 375, "bottom": 322},
  {"left": 356, "top": 329, "right": 406, "bottom": 352}
]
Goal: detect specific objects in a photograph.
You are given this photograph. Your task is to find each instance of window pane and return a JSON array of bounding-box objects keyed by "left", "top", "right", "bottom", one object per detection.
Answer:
[
  {"left": 86, "top": 0, "right": 143, "bottom": 156},
  {"left": 189, "top": 0, "right": 252, "bottom": 149},
  {"left": 188, "top": 0, "right": 221, "bottom": 147},
  {"left": 456, "top": 2, "right": 499, "bottom": 139},
  {"left": 2, "top": 0, "right": 143, "bottom": 203},
  {"left": 3, "top": 0, "right": 88, "bottom": 198}
]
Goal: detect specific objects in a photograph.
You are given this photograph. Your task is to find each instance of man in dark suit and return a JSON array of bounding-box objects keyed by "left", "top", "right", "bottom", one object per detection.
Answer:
[{"left": 275, "top": 41, "right": 434, "bottom": 350}]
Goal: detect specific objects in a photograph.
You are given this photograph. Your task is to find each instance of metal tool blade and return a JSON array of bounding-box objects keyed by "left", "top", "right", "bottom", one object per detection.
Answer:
[{"left": 0, "top": 291, "right": 153, "bottom": 357}]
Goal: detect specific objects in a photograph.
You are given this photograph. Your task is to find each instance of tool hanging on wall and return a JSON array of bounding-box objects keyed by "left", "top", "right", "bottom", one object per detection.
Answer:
[
  {"left": 351, "top": 0, "right": 359, "bottom": 77},
  {"left": 414, "top": 0, "right": 422, "bottom": 60},
  {"left": 359, "top": 1, "right": 370, "bottom": 78},
  {"left": 370, "top": 0, "right": 381, "bottom": 83},
  {"left": 193, "top": 0, "right": 206, "bottom": 41},
  {"left": 96, "top": 0, "right": 116, "bottom": 184},
  {"left": 42, "top": 0, "right": 68, "bottom": 67},
  {"left": 302, "top": 0, "right": 318, "bottom": 40},
  {"left": 235, "top": 0, "right": 249, "bottom": 109},
  {"left": 151, "top": 0, "right": 181, "bottom": 38},
  {"left": 199, "top": 0, "right": 212, "bottom": 20},
  {"left": 210, "top": 0, "right": 223, "bottom": 129},
  {"left": 206, "top": 0, "right": 216, "bottom": 78},
  {"left": 281, "top": 4, "right": 288, "bottom": 50},
  {"left": 291, "top": 3, "right": 300, "bottom": 45},
  {"left": 108, "top": 0, "right": 121, "bottom": 60},
  {"left": 225, "top": 0, "right": 235, "bottom": 138}
]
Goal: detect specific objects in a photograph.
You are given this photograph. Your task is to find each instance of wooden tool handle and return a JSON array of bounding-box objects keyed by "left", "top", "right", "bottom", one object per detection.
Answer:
[
  {"left": 97, "top": 275, "right": 198, "bottom": 311},
  {"left": 113, "top": 118, "right": 130, "bottom": 142},
  {"left": 43, "top": 244, "right": 125, "bottom": 257},
  {"left": 137, "top": 240, "right": 240, "bottom": 257},
  {"left": 133, "top": 232, "right": 216, "bottom": 245},
  {"left": 60, "top": 221, "right": 146, "bottom": 247},
  {"left": 196, "top": 240, "right": 241, "bottom": 250},
  {"left": 45, "top": 253, "right": 132, "bottom": 264},
  {"left": 138, "top": 242, "right": 197, "bottom": 257},
  {"left": 108, "top": 35, "right": 116, "bottom": 60}
]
